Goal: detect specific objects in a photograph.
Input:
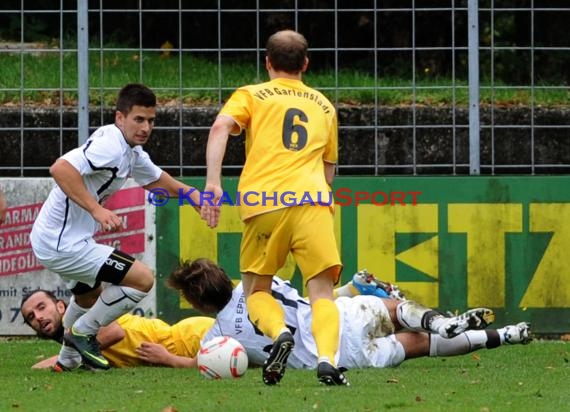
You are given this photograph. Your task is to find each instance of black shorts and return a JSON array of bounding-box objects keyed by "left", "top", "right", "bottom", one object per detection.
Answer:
[
  {"left": 70, "top": 250, "right": 135, "bottom": 295},
  {"left": 96, "top": 249, "right": 135, "bottom": 285}
]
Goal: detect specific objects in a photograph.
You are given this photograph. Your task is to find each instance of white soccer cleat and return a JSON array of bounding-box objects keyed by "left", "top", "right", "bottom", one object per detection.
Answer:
[
  {"left": 438, "top": 308, "right": 495, "bottom": 338},
  {"left": 503, "top": 322, "right": 532, "bottom": 345},
  {"left": 352, "top": 269, "right": 406, "bottom": 300}
]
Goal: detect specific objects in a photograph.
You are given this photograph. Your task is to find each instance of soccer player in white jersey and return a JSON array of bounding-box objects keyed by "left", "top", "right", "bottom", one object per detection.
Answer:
[
  {"left": 30, "top": 83, "right": 201, "bottom": 371},
  {"left": 168, "top": 259, "right": 530, "bottom": 373}
]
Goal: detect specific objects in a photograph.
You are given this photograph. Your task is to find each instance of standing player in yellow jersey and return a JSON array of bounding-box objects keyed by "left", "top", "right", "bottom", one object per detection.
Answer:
[{"left": 201, "top": 30, "right": 346, "bottom": 386}]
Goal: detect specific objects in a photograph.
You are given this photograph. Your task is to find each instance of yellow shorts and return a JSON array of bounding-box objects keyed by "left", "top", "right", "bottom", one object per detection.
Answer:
[{"left": 240, "top": 205, "right": 342, "bottom": 284}]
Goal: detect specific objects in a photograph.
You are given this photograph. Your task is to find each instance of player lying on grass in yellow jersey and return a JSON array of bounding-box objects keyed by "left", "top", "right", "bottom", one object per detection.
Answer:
[
  {"left": 21, "top": 290, "right": 214, "bottom": 370},
  {"left": 21, "top": 265, "right": 531, "bottom": 371}
]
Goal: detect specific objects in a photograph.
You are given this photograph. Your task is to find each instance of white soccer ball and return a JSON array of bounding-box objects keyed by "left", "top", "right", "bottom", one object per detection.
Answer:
[{"left": 197, "top": 336, "right": 248, "bottom": 379}]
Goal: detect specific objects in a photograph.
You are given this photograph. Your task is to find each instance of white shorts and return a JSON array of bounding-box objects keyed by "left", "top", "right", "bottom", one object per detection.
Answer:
[
  {"left": 337, "top": 295, "right": 406, "bottom": 369},
  {"left": 32, "top": 239, "right": 114, "bottom": 290}
]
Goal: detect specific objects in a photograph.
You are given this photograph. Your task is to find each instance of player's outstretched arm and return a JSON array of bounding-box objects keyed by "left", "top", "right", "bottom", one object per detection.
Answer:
[
  {"left": 30, "top": 323, "right": 123, "bottom": 369},
  {"left": 96, "top": 321, "right": 126, "bottom": 349},
  {"left": 144, "top": 171, "right": 201, "bottom": 214},
  {"left": 135, "top": 342, "right": 197, "bottom": 368},
  {"left": 31, "top": 355, "right": 59, "bottom": 369},
  {"left": 201, "top": 116, "right": 234, "bottom": 229}
]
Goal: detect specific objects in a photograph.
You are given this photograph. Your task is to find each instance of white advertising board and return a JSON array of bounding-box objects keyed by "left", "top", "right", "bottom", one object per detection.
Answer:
[{"left": 0, "top": 178, "right": 156, "bottom": 335}]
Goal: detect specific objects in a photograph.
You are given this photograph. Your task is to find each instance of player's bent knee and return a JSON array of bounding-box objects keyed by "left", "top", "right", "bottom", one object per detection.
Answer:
[
  {"left": 120, "top": 260, "right": 155, "bottom": 292},
  {"left": 136, "top": 268, "right": 155, "bottom": 292}
]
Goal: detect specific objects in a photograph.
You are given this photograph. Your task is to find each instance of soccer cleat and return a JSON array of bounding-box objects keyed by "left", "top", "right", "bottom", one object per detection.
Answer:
[
  {"left": 262, "top": 331, "right": 295, "bottom": 385},
  {"left": 503, "top": 322, "right": 532, "bottom": 345},
  {"left": 64, "top": 326, "right": 110, "bottom": 370},
  {"left": 317, "top": 362, "right": 350, "bottom": 386},
  {"left": 352, "top": 269, "right": 405, "bottom": 300},
  {"left": 438, "top": 308, "right": 495, "bottom": 338},
  {"left": 51, "top": 361, "right": 73, "bottom": 373},
  {"left": 51, "top": 361, "right": 103, "bottom": 373}
]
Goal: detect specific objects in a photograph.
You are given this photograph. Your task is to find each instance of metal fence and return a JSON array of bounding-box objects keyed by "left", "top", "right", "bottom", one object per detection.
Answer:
[{"left": 0, "top": 1, "right": 568, "bottom": 177}]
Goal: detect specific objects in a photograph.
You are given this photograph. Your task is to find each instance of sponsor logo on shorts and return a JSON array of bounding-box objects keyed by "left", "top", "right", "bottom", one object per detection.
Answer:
[{"left": 105, "top": 258, "right": 127, "bottom": 271}]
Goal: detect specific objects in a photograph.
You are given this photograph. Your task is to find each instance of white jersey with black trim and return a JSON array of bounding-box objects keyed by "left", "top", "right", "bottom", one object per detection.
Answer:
[
  {"left": 202, "top": 276, "right": 404, "bottom": 370},
  {"left": 31, "top": 124, "right": 162, "bottom": 253},
  {"left": 202, "top": 277, "right": 324, "bottom": 369}
]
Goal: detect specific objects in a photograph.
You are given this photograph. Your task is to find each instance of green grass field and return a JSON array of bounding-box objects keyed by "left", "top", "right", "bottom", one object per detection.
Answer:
[{"left": 1, "top": 338, "right": 568, "bottom": 412}]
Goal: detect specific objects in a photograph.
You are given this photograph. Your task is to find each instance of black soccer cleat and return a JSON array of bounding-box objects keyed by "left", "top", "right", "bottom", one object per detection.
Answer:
[
  {"left": 262, "top": 331, "right": 295, "bottom": 385},
  {"left": 64, "top": 326, "right": 110, "bottom": 370},
  {"left": 317, "top": 361, "right": 350, "bottom": 386}
]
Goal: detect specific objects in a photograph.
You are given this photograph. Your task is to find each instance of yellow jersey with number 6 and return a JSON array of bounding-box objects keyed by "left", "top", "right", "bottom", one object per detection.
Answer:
[{"left": 219, "top": 77, "right": 338, "bottom": 220}]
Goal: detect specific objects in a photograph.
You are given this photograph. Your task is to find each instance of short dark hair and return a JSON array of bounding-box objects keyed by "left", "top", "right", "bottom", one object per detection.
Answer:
[
  {"left": 116, "top": 83, "right": 156, "bottom": 115},
  {"left": 167, "top": 258, "right": 233, "bottom": 313},
  {"left": 266, "top": 30, "right": 308, "bottom": 74},
  {"left": 20, "top": 289, "right": 65, "bottom": 342}
]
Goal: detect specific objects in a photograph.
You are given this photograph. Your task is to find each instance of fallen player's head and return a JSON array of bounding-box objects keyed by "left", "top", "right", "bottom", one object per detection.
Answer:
[
  {"left": 168, "top": 258, "right": 233, "bottom": 314},
  {"left": 20, "top": 289, "right": 66, "bottom": 342}
]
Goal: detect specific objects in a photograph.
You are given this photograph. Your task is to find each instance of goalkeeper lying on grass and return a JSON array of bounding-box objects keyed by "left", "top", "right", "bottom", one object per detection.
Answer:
[{"left": 22, "top": 259, "right": 531, "bottom": 372}]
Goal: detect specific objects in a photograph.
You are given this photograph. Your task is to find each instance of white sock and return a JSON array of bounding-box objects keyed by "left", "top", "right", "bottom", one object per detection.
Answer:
[
  {"left": 57, "top": 343, "right": 82, "bottom": 369},
  {"left": 496, "top": 327, "right": 508, "bottom": 344},
  {"left": 318, "top": 356, "right": 331, "bottom": 365},
  {"left": 429, "top": 330, "right": 500, "bottom": 357},
  {"left": 58, "top": 296, "right": 87, "bottom": 368},
  {"left": 333, "top": 283, "right": 359, "bottom": 298},
  {"left": 73, "top": 286, "right": 147, "bottom": 335},
  {"left": 64, "top": 295, "right": 89, "bottom": 328},
  {"left": 396, "top": 300, "right": 444, "bottom": 333}
]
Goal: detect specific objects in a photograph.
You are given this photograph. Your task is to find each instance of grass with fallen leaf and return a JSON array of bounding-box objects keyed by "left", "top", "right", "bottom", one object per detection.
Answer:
[{"left": 0, "top": 338, "right": 568, "bottom": 412}]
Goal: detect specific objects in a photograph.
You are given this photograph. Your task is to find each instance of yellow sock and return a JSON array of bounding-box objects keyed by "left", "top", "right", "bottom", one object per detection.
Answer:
[
  {"left": 311, "top": 298, "right": 340, "bottom": 365},
  {"left": 246, "top": 291, "right": 287, "bottom": 340}
]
